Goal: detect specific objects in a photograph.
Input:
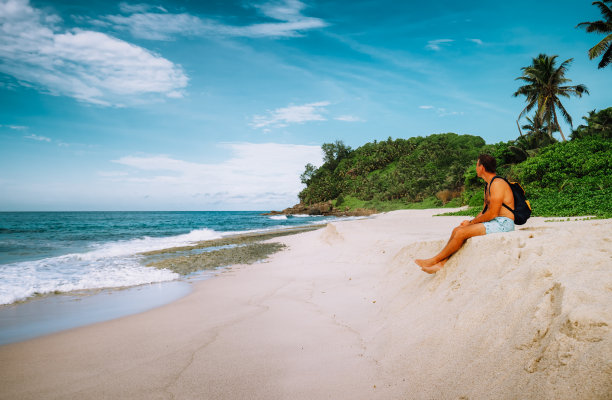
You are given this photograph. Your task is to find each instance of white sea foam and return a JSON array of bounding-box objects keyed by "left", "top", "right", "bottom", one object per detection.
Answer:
[
  {"left": 0, "top": 220, "right": 365, "bottom": 305},
  {"left": 268, "top": 215, "right": 288, "bottom": 220},
  {"left": 0, "top": 228, "right": 221, "bottom": 305},
  {"left": 0, "top": 255, "right": 179, "bottom": 305},
  {"left": 86, "top": 228, "right": 222, "bottom": 258}
]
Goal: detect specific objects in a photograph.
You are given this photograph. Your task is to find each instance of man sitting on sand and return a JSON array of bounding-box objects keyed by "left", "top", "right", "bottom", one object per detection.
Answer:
[{"left": 415, "top": 154, "right": 515, "bottom": 274}]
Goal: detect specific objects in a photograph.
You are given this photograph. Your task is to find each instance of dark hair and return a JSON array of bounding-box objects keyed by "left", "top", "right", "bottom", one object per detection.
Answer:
[{"left": 477, "top": 154, "right": 496, "bottom": 173}]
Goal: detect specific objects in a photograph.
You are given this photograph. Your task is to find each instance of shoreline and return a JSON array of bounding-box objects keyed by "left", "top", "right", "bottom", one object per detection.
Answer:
[
  {"left": 1, "top": 210, "right": 610, "bottom": 399},
  {"left": 0, "top": 224, "right": 328, "bottom": 346}
]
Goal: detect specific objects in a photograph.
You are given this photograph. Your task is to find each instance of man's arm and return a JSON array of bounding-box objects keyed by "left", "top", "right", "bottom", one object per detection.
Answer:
[
  {"left": 460, "top": 190, "right": 487, "bottom": 227},
  {"left": 467, "top": 180, "right": 504, "bottom": 225}
]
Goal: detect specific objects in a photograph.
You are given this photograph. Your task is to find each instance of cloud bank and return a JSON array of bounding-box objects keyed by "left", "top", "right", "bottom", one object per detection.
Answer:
[
  {"left": 108, "top": 142, "right": 323, "bottom": 209},
  {"left": 95, "top": 0, "right": 328, "bottom": 40},
  {"left": 0, "top": 0, "right": 188, "bottom": 105},
  {"left": 251, "top": 101, "right": 330, "bottom": 129}
]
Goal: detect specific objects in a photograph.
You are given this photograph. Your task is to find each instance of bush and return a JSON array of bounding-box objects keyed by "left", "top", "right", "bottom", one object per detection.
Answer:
[{"left": 513, "top": 137, "right": 612, "bottom": 217}]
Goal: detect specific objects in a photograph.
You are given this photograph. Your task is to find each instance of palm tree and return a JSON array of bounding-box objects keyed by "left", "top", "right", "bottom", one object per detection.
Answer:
[
  {"left": 577, "top": 0, "right": 612, "bottom": 69},
  {"left": 513, "top": 54, "right": 589, "bottom": 142},
  {"left": 520, "top": 115, "right": 557, "bottom": 149}
]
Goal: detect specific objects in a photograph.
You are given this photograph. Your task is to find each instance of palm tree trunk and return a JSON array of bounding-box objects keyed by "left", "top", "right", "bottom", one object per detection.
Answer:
[
  {"left": 516, "top": 119, "right": 524, "bottom": 137},
  {"left": 553, "top": 108, "right": 567, "bottom": 142},
  {"left": 547, "top": 122, "right": 554, "bottom": 141}
]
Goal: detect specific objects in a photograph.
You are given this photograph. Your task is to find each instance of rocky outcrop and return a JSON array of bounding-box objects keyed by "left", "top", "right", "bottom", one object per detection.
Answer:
[{"left": 264, "top": 201, "right": 377, "bottom": 217}]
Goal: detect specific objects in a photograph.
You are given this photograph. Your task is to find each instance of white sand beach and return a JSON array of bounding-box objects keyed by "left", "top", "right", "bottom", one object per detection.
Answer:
[{"left": 1, "top": 210, "right": 611, "bottom": 399}]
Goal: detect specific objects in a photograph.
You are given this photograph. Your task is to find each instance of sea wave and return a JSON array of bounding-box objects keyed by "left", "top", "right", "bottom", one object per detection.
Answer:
[
  {"left": 268, "top": 215, "right": 288, "bottom": 220},
  {"left": 0, "top": 228, "right": 222, "bottom": 305},
  {"left": 86, "top": 228, "right": 222, "bottom": 258},
  {"left": 0, "top": 218, "right": 363, "bottom": 305},
  {"left": 0, "top": 256, "right": 179, "bottom": 305}
]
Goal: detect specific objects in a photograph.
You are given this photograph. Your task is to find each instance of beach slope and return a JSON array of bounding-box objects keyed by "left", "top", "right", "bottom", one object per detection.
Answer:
[{"left": 1, "top": 210, "right": 611, "bottom": 399}]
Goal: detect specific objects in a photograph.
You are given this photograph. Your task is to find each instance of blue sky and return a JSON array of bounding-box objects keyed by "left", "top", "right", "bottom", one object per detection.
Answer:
[{"left": 1, "top": 0, "right": 610, "bottom": 211}]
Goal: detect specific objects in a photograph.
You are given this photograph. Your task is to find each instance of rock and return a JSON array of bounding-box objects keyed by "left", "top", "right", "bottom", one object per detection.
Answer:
[{"left": 262, "top": 202, "right": 377, "bottom": 217}]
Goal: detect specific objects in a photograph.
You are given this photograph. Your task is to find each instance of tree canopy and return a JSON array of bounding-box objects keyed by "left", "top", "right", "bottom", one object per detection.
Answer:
[
  {"left": 513, "top": 54, "right": 589, "bottom": 142},
  {"left": 577, "top": 0, "right": 612, "bottom": 69},
  {"left": 298, "top": 133, "right": 485, "bottom": 205}
]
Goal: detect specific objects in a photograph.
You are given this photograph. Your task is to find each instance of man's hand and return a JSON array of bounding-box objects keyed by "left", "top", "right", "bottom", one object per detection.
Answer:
[{"left": 460, "top": 220, "right": 471, "bottom": 227}]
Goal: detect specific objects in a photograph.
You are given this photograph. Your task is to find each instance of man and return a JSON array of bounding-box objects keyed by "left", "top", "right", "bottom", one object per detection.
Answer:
[{"left": 415, "top": 154, "right": 515, "bottom": 274}]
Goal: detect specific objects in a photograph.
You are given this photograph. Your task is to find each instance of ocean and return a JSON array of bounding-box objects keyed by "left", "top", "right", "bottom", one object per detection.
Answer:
[{"left": 0, "top": 211, "right": 338, "bottom": 306}]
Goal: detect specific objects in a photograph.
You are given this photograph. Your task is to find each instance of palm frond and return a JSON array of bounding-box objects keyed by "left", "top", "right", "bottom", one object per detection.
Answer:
[
  {"left": 578, "top": 20, "right": 611, "bottom": 33},
  {"left": 556, "top": 101, "right": 573, "bottom": 126},
  {"left": 594, "top": 1, "right": 612, "bottom": 22},
  {"left": 599, "top": 44, "right": 612, "bottom": 67},
  {"left": 588, "top": 34, "right": 612, "bottom": 58},
  {"left": 574, "top": 83, "right": 590, "bottom": 95},
  {"left": 557, "top": 58, "right": 573, "bottom": 73}
]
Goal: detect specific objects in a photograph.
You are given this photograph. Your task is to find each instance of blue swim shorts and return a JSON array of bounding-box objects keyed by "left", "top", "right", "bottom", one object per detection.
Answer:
[{"left": 483, "top": 217, "right": 515, "bottom": 234}]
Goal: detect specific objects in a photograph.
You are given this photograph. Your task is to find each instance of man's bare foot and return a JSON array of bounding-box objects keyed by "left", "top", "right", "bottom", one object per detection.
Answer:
[
  {"left": 421, "top": 259, "right": 447, "bottom": 274},
  {"left": 415, "top": 258, "right": 437, "bottom": 269}
]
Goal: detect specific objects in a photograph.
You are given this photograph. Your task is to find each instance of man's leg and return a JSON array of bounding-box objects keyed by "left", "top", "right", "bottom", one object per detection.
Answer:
[{"left": 415, "top": 223, "right": 486, "bottom": 273}]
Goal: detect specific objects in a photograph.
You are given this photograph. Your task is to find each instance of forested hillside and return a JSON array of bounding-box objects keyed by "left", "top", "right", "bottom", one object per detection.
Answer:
[{"left": 297, "top": 108, "right": 612, "bottom": 218}]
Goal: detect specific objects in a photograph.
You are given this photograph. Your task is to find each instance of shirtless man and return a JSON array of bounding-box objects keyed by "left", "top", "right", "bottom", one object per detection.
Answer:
[{"left": 415, "top": 154, "right": 515, "bottom": 274}]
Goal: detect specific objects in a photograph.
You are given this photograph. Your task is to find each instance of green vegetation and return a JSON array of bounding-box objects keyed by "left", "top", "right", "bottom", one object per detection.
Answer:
[
  {"left": 298, "top": 108, "right": 612, "bottom": 218},
  {"left": 576, "top": 0, "right": 612, "bottom": 69},
  {"left": 513, "top": 136, "right": 612, "bottom": 217},
  {"left": 513, "top": 54, "right": 588, "bottom": 142},
  {"left": 300, "top": 133, "right": 485, "bottom": 205},
  {"left": 333, "top": 194, "right": 462, "bottom": 213},
  {"left": 571, "top": 107, "right": 612, "bottom": 139}
]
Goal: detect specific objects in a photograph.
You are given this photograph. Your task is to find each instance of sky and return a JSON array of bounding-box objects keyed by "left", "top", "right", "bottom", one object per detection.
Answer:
[{"left": 1, "top": 0, "right": 610, "bottom": 211}]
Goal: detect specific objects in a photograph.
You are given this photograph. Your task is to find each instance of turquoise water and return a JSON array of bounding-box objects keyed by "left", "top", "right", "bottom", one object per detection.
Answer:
[{"left": 0, "top": 211, "right": 334, "bottom": 305}]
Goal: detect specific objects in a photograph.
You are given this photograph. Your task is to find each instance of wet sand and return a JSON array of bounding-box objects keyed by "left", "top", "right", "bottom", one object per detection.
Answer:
[{"left": 142, "top": 225, "right": 322, "bottom": 274}]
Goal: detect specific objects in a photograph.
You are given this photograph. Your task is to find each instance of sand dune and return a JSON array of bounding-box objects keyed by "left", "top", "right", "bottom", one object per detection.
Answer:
[{"left": 1, "top": 210, "right": 610, "bottom": 399}]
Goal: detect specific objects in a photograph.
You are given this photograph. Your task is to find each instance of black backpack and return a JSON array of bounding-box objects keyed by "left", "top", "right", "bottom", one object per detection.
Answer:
[{"left": 487, "top": 176, "right": 532, "bottom": 225}]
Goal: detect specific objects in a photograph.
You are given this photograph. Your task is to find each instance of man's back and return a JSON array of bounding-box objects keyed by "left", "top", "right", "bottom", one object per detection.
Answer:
[{"left": 486, "top": 177, "right": 515, "bottom": 220}]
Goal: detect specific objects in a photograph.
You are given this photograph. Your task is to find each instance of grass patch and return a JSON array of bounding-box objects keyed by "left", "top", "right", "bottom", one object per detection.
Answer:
[
  {"left": 436, "top": 207, "right": 481, "bottom": 217},
  {"left": 336, "top": 195, "right": 464, "bottom": 213}
]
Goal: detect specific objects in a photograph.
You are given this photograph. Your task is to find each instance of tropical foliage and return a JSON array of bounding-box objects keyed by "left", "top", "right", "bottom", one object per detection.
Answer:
[
  {"left": 513, "top": 54, "right": 589, "bottom": 141},
  {"left": 513, "top": 136, "right": 612, "bottom": 217},
  {"left": 299, "top": 106, "right": 611, "bottom": 218},
  {"left": 577, "top": 0, "right": 612, "bottom": 69},
  {"left": 571, "top": 107, "right": 612, "bottom": 139},
  {"left": 298, "top": 134, "right": 484, "bottom": 206}
]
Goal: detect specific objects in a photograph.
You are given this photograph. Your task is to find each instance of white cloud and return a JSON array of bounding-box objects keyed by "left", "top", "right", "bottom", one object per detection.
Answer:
[
  {"left": 96, "top": 0, "right": 328, "bottom": 40},
  {"left": 251, "top": 101, "right": 330, "bottom": 129},
  {"left": 426, "top": 39, "right": 454, "bottom": 51},
  {"left": 419, "top": 105, "right": 463, "bottom": 117},
  {"left": 24, "top": 134, "right": 51, "bottom": 142},
  {"left": 335, "top": 115, "right": 364, "bottom": 122},
  {"left": 102, "top": 11, "right": 207, "bottom": 41},
  {"left": 0, "top": 0, "right": 188, "bottom": 105},
  {"left": 467, "top": 38, "right": 483, "bottom": 45},
  {"left": 436, "top": 108, "right": 463, "bottom": 117},
  {"left": 110, "top": 142, "right": 323, "bottom": 208},
  {"left": 118, "top": 2, "right": 167, "bottom": 14},
  {"left": 0, "top": 124, "right": 28, "bottom": 130}
]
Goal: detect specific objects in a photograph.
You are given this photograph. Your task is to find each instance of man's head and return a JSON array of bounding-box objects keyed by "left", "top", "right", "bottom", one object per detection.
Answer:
[{"left": 476, "top": 154, "right": 496, "bottom": 177}]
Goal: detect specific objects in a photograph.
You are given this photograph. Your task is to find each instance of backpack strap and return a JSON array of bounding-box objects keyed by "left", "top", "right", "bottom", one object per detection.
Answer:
[
  {"left": 487, "top": 175, "right": 514, "bottom": 212},
  {"left": 486, "top": 175, "right": 503, "bottom": 196}
]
